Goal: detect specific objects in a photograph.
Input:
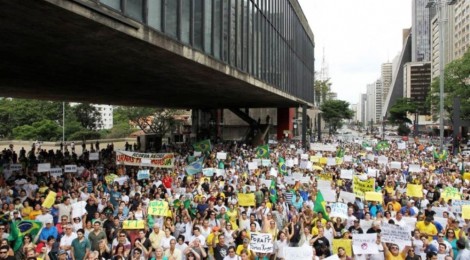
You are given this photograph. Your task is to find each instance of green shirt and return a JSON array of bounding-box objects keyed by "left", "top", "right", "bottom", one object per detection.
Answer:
[{"left": 71, "top": 237, "right": 91, "bottom": 260}]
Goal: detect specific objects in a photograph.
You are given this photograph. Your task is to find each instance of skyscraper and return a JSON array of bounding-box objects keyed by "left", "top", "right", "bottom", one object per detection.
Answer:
[
  {"left": 412, "top": 0, "right": 434, "bottom": 62},
  {"left": 381, "top": 62, "right": 393, "bottom": 106}
]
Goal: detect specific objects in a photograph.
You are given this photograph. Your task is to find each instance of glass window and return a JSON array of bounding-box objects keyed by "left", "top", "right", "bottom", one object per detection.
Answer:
[
  {"left": 148, "top": 0, "right": 162, "bottom": 31},
  {"left": 101, "top": 0, "right": 121, "bottom": 11},
  {"left": 236, "top": 0, "right": 242, "bottom": 67},
  {"left": 229, "top": 0, "right": 236, "bottom": 66},
  {"left": 181, "top": 0, "right": 191, "bottom": 44},
  {"left": 222, "top": 0, "right": 230, "bottom": 62},
  {"left": 165, "top": 0, "right": 178, "bottom": 38},
  {"left": 213, "top": 0, "right": 222, "bottom": 59},
  {"left": 203, "top": 0, "right": 212, "bottom": 53},
  {"left": 194, "top": 0, "right": 204, "bottom": 49},
  {"left": 125, "top": 0, "right": 143, "bottom": 21}
]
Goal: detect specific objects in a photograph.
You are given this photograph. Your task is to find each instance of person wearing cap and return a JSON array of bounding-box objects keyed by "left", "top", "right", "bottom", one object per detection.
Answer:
[
  {"left": 348, "top": 219, "right": 363, "bottom": 234},
  {"left": 56, "top": 249, "right": 68, "bottom": 260},
  {"left": 59, "top": 224, "right": 77, "bottom": 257},
  {"left": 416, "top": 217, "right": 438, "bottom": 242},
  {"left": 38, "top": 218, "right": 58, "bottom": 244}
]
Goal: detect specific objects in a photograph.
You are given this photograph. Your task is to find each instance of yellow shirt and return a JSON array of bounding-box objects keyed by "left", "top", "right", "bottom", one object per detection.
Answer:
[
  {"left": 22, "top": 206, "right": 33, "bottom": 220},
  {"left": 385, "top": 186, "right": 395, "bottom": 196},
  {"left": 387, "top": 201, "right": 401, "bottom": 212},
  {"left": 415, "top": 221, "right": 437, "bottom": 241},
  {"left": 385, "top": 250, "right": 407, "bottom": 260},
  {"left": 236, "top": 245, "right": 252, "bottom": 256},
  {"left": 149, "top": 230, "right": 165, "bottom": 249},
  {"left": 29, "top": 209, "right": 42, "bottom": 220},
  {"left": 311, "top": 217, "right": 327, "bottom": 227},
  {"left": 311, "top": 226, "right": 319, "bottom": 236}
]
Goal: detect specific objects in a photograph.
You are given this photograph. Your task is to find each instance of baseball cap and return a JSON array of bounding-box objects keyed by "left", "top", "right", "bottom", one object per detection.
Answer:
[{"left": 57, "top": 249, "right": 67, "bottom": 255}]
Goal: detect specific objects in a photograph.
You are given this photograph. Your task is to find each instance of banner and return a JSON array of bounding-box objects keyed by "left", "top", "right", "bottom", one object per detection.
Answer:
[
  {"left": 406, "top": 184, "right": 423, "bottom": 198},
  {"left": 339, "top": 191, "right": 356, "bottom": 204},
  {"left": 49, "top": 168, "right": 63, "bottom": 178},
  {"left": 340, "top": 169, "right": 353, "bottom": 180},
  {"left": 89, "top": 153, "right": 99, "bottom": 160},
  {"left": 116, "top": 151, "right": 175, "bottom": 168},
  {"left": 330, "top": 203, "right": 348, "bottom": 219},
  {"left": 310, "top": 143, "right": 337, "bottom": 152},
  {"left": 123, "top": 220, "right": 145, "bottom": 229},
  {"left": 261, "top": 159, "right": 271, "bottom": 166},
  {"left": 451, "top": 200, "right": 470, "bottom": 214},
  {"left": 332, "top": 239, "right": 352, "bottom": 256},
  {"left": 105, "top": 174, "right": 118, "bottom": 184},
  {"left": 64, "top": 165, "right": 77, "bottom": 173},
  {"left": 250, "top": 233, "right": 273, "bottom": 253},
  {"left": 42, "top": 191, "right": 57, "bottom": 208},
  {"left": 137, "top": 170, "right": 150, "bottom": 180},
  {"left": 147, "top": 200, "right": 170, "bottom": 216},
  {"left": 353, "top": 234, "right": 378, "bottom": 254},
  {"left": 353, "top": 176, "right": 375, "bottom": 199},
  {"left": 365, "top": 192, "right": 383, "bottom": 202},
  {"left": 284, "top": 244, "right": 313, "bottom": 259},
  {"left": 238, "top": 193, "right": 256, "bottom": 206},
  {"left": 381, "top": 223, "right": 411, "bottom": 246},
  {"left": 202, "top": 168, "right": 215, "bottom": 176},
  {"left": 37, "top": 163, "right": 51, "bottom": 173},
  {"left": 216, "top": 152, "right": 227, "bottom": 160},
  {"left": 441, "top": 187, "right": 461, "bottom": 201}
]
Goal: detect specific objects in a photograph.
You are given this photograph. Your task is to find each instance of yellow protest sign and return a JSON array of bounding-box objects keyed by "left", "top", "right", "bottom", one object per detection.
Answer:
[
  {"left": 332, "top": 239, "right": 352, "bottom": 256},
  {"left": 318, "top": 173, "right": 333, "bottom": 180},
  {"left": 335, "top": 157, "right": 343, "bottom": 165},
  {"left": 42, "top": 191, "right": 57, "bottom": 208},
  {"left": 310, "top": 156, "right": 320, "bottom": 163},
  {"left": 365, "top": 192, "right": 383, "bottom": 202},
  {"left": 406, "top": 184, "right": 423, "bottom": 198},
  {"left": 462, "top": 205, "right": 470, "bottom": 220},
  {"left": 319, "top": 157, "right": 328, "bottom": 165},
  {"left": 238, "top": 193, "right": 256, "bottom": 206},
  {"left": 441, "top": 187, "right": 461, "bottom": 202},
  {"left": 352, "top": 176, "right": 375, "bottom": 199},
  {"left": 463, "top": 172, "right": 470, "bottom": 181},
  {"left": 105, "top": 174, "right": 118, "bottom": 184},
  {"left": 147, "top": 200, "right": 171, "bottom": 216},
  {"left": 123, "top": 220, "right": 145, "bottom": 229}
]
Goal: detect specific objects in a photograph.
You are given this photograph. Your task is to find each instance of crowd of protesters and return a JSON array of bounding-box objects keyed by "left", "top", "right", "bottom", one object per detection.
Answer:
[{"left": 0, "top": 135, "right": 470, "bottom": 260}]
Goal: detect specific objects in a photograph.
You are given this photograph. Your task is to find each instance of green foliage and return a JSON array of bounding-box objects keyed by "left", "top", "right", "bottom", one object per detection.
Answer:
[
  {"left": 13, "top": 119, "right": 61, "bottom": 141},
  {"left": 72, "top": 103, "right": 102, "bottom": 130},
  {"left": 427, "top": 49, "right": 470, "bottom": 122},
  {"left": 68, "top": 129, "right": 101, "bottom": 141},
  {"left": 314, "top": 77, "right": 331, "bottom": 105},
  {"left": 388, "top": 98, "right": 415, "bottom": 125},
  {"left": 397, "top": 124, "right": 411, "bottom": 136},
  {"left": 320, "top": 100, "right": 354, "bottom": 133},
  {"left": 120, "top": 107, "right": 176, "bottom": 136}
]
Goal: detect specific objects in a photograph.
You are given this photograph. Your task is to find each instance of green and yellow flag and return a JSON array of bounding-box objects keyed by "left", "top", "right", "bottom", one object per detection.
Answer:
[
  {"left": 278, "top": 157, "right": 287, "bottom": 175},
  {"left": 270, "top": 180, "right": 278, "bottom": 203},
  {"left": 375, "top": 140, "right": 390, "bottom": 151},
  {"left": 314, "top": 190, "right": 329, "bottom": 220},
  {"left": 193, "top": 139, "right": 212, "bottom": 152},
  {"left": 255, "top": 145, "right": 270, "bottom": 159},
  {"left": 8, "top": 220, "right": 43, "bottom": 251}
]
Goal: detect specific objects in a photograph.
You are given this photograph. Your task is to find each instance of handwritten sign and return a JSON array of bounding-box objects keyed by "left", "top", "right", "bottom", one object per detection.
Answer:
[
  {"left": 462, "top": 205, "right": 470, "bottom": 220},
  {"left": 406, "top": 184, "right": 423, "bottom": 198},
  {"left": 89, "top": 152, "right": 99, "bottom": 160},
  {"left": 64, "top": 165, "right": 77, "bottom": 173},
  {"left": 390, "top": 161, "right": 401, "bottom": 169},
  {"left": 284, "top": 244, "right": 313, "bottom": 259},
  {"left": 137, "top": 169, "right": 150, "bottom": 180},
  {"left": 330, "top": 203, "right": 348, "bottom": 219},
  {"left": 123, "top": 220, "right": 145, "bottom": 229},
  {"left": 377, "top": 156, "right": 388, "bottom": 165},
  {"left": 339, "top": 191, "right": 356, "bottom": 203},
  {"left": 441, "top": 187, "right": 461, "bottom": 201},
  {"left": 49, "top": 168, "right": 63, "bottom": 178},
  {"left": 9, "top": 164, "right": 22, "bottom": 172},
  {"left": 216, "top": 152, "right": 227, "bottom": 160},
  {"left": 365, "top": 192, "right": 383, "bottom": 202},
  {"left": 105, "top": 174, "right": 118, "bottom": 184},
  {"left": 261, "top": 159, "right": 271, "bottom": 166},
  {"left": 249, "top": 233, "right": 273, "bottom": 253},
  {"left": 116, "top": 151, "right": 174, "bottom": 168},
  {"left": 147, "top": 200, "right": 170, "bottom": 216},
  {"left": 37, "top": 163, "right": 51, "bottom": 173},
  {"left": 353, "top": 176, "right": 375, "bottom": 199},
  {"left": 381, "top": 223, "right": 411, "bottom": 246},
  {"left": 340, "top": 169, "right": 353, "bottom": 180},
  {"left": 451, "top": 200, "right": 470, "bottom": 214},
  {"left": 238, "top": 193, "right": 256, "bottom": 206},
  {"left": 353, "top": 234, "right": 378, "bottom": 254}
]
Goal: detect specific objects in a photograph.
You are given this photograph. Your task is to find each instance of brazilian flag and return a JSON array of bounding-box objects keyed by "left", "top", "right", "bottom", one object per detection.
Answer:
[
  {"left": 336, "top": 147, "right": 345, "bottom": 158},
  {"left": 8, "top": 220, "right": 43, "bottom": 251},
  {"left": 375, "top": 140, "right": 390, "bottom": 151},
  {"left": 278, "top": 157, "right": 287, "bottom": 175},
  {"left": 313, "top": 190, "right": 329, "bottom": 221},
  {"left": 255, "top": 145, "right": 270, "bottom": 159},
  {"left": 362, "top": 141, "right": 371, "bottom": 149},
  {"left": 433, "top": 149, "right": 448, "bottom": 162},
  {"left": 193, "top": 139, "right": 212, "bottom": 152},
  {"left": 185, "top": 157, "right": 204, "bottom": 175},
  {"left": 269, "top": 179, "right": 278, "bottom": 203}
]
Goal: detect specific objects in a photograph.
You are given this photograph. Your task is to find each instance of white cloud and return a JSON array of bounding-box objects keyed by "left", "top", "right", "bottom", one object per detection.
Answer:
[{"left": 298, "top": 0, "right": 411, "bottom": 104}]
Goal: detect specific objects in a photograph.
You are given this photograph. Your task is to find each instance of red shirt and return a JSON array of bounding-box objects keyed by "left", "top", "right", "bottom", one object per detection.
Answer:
[{"left": 162, "top": 176, "right": 172, "bottom": 189}]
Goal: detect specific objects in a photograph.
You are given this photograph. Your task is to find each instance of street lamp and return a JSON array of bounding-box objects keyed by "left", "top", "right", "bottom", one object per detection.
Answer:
[{"left": 426, "top": 0, "right": 457, "bottom": 150}]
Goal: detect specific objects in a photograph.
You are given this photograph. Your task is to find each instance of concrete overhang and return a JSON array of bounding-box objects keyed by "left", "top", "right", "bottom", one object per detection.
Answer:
[{"left": 0, "top": 0, "right": 313, "bottom": 109}]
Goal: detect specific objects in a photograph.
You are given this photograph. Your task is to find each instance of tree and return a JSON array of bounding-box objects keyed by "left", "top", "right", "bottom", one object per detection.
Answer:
[
  {"left": 320, "top": 100, "right": 354, "bottom": 134},
  {"left": 72, "top": 103, "right": 102, "bottom": 130},
  {"left": 388, "top": 98, "right": 416, "bottom": 136},
  {"left": 13, "top": 119, "right": 61, "bottom": 141},
  {"left": 314, "top": 77, "right": 331, "bottom": 105},
  {"left": 427, "top": 49, "right": 470, "bottom": 122}
]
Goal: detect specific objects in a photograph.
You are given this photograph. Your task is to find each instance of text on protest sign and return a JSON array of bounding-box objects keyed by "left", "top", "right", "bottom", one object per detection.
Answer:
[
  {"left": 137, "top": 169, "right": 150, "bottom": 180},
  {"left": 381, "top": 223, "right": 411, "bottom": 246},
  {"left": 49, "top": 168, "right": 63, "bottom": 178},
  {"left": 249, "top": 233, "right": 273, "bottom": 253},
  {"left": 9, "top": 164, "right": 22, "bottom": 172},
  {"left": 353, "top": 176, "right": 375, "bottom": 199},
  {"left": 441, "top": 187, "right": 461, "bottom": 201},
  {"left": 123, "top": 220, "right": 145, "bottom": 229},
  {"left": 37, "top": 163, "right": 51, "bottom": 173},
  {"left": 147, "top": 200, "right": 170, "bottom": 216},
  {"left": 451, "top": 200, "right": 470, "bottom": 214},
  {"left": 116, "top": 151, "right": 175, "bottom": 168},
  {"left": 89, "top": 152, "right": 99, "bottom": 160},
  {"left": 329, "top": 203, "right": 348, "bottom": 219},
  {"left": 352, "top": 233, "right": 379, "bottom": 254},
  {"left": 64, "top": 165, "right": 77, "bottom": 173}
]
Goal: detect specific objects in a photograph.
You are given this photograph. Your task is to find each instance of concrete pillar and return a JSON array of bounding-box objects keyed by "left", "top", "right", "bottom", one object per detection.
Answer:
[
  {"left": 302, "top": 104, "right": 307, "bottom": 149},
  {"left": 277, "top": 108, "right": 294, "bottom": 140}
]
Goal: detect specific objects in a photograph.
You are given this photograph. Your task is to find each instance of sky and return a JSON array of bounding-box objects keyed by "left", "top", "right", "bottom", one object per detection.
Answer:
[{"left": 298, "top": 0, "right": 412, "bottom": 105}]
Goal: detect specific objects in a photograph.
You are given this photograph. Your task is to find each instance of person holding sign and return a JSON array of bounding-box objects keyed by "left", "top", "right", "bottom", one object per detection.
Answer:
[{"left": 382, "top": 242, "right": 410, "bottom": 260}]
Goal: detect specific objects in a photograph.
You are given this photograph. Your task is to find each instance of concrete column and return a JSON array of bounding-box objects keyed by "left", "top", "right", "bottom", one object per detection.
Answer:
[{"left": 302, "top": 104, "right": 307, "bottom": 149}]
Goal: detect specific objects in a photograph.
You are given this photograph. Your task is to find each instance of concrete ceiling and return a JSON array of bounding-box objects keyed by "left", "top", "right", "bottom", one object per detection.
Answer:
[{"left": 0, "top": 0, "right": 306, "bottom": 109}]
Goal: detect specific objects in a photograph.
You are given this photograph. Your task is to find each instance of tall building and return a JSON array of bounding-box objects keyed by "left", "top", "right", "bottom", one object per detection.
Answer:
[
  {"left": 430, "top": 2, "right": 455, "bottom": 79},
  {"left": 381, "top": 62, "right": 393, "bottom": 105},
  {"left": 93, "top": 104, "right": 114, "bottom": 130},
  {"left": 366, "top": 80, "right": 383, "bottom": 124},
  {"left": 403, "top": 62, "right": 432, "bottom": 115},
  {"left": 412, "top": 0, "right": 434, "bottom": 62},
  {"left": 357, "top": 93, "right": 367, "bottom": 126},
  {"left": 453, "top": 0, "right": 470, "bottom": 59}
]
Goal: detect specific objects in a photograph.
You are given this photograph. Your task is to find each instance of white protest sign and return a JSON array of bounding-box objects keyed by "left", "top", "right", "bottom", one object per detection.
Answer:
[
  {"left": 432, "top": 207, "right": 455, "bottom": 218},
  {"left": 366, "top": 154, "right": 375, "bottom": 161},
  {"left": 324, "top": 255, "right": 340, "bottom": 260},
  {"left": 114, "top": 176, "right": 128, "bottom": 185},
  {"left": 284, "top": 177, "right": 296, "bottom": 185},
  {"left": 216, "top": 152, "right": 227, "bottom": 160},
  {"left": 261, "top": 159, "right": 271, "bottom": 167},
  {"left": 215, "top": 169, "right": 226, "bottom": 177},
  {"left": 261, "top": 179, "right": 271, "bottom": 188},
  {"left": 290, "top": 144, "right": 296, "bottom": 149},
  {"left": 9, "top": 164, "right": 22, "bottom": 171},
  {"left": 202, "top": 168, "right": 215, "bottom": 176},
  {"left": 284, "top": 244, "right": 313, "bottom": 259},
  {"left": 248, "top": 162, "right": 258, "bottom": 170},
  {"left": 306, "top": 161, "right": 313, "bottom": 171},
  {"left": 341, "top": 169, "right": 353, "bottom": 180},
  {"left": 137, "top": 169, "right": 150, "bottom": 180},
  {"left": 89, "top": 153, "right": 99, "bottom": 160},
  {"left": 397, "top": 142, "right": 406, "bottom": 150},
  {"left": 71, "top": 201, "right": 87, "bottom": 219},
  {"left": 293, "top": 157, "right": 299, "bottom": 165},
  {"left": 269, "top": 167, "right": 278, "bottom": 177},
  {"left": 310, "top": 143, "right": 337, "bottom": 152},
  {"left": 193, "top": 151, "right": 202, "bottom": 157},
  {"left": 319, "top": 188, "right": 337, "bottom": 202},
  {"left": 381, "top": 223, "right": 411, "bottom": 246},
  {"left": 360, "top": 219, "right": 373, "bottom": 232},
  {"left": 327, "top": 157, "right": 336, "bottom": 166},
  {"left": 286, "top": 159, "right": 294, "bottom": 168},
  {"left": 434, "top": 216, "right": 448, "bottom": 230},
  {"left": 344, "top": 155, "right": 352, "bottom": 162},
  {"left": 353, "top": 233, "right": 378, "bottom": 254},
  {"left": 50, "top": 168, "right": 63, "bottom": 178},
  {"left": 339, "top": 191, "right": 356, "bottom": 203},
  {"left": 329, "top": 203, "right": 348, "bottom": 219},
  {"left": 252, "top": 159, "right": 261, "bottom": 165},
  {"left": 301, "top": 154, "right": 309, "bottom": 160},
  {"left": 452, "top": 200, "right": 470, "bottom": 214},
  {"left": 296, "top": 149, "right": 304, "bottom": 155},
  {"left": 249, "top": 233, "right": 273, "bottom": 253},
  {"left": 317, "top": 180, "right": 331, "bottom": 189},
  {"left": 299, "top": 160, "right": 308, "bottom": 169},
  {"left": 141, "top": 158, "right": 151, "bottom": 166},
  {"left": 390, "top": 161, "right": 402, "bottom": 169},
  {"left": 367, "top": 168, "right": 378, "bottom": 178},
  {"left": 37, "top": 163, "right": 51, "bottom": 173},
  {"left": 409, "top": 164, "right": 421, "bottom": 173},
  {"left": 378, "top": 156, "right": 388, "bottom": 165},
  {"left": 64, "top": 165, "right": 77, "bottom": 173}
]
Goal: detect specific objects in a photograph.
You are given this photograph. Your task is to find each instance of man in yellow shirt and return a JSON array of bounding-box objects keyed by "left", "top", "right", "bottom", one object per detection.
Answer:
[
  {"left": 383, "top": 243, "right": 409, "bottom": 260},
  {"left": 416, "top": 217, "right": 438, "bottom": 242}
]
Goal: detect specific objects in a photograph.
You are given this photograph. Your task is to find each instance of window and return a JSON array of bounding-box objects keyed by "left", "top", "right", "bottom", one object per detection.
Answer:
[
  {"left": 148, "top": 0, "right": 163, "bottom": 31},
  {"left": 125, "top": 0, "right": 143, "bottom": 21},
  {"left": 101, "top": 0, "right": 121, "bottom": 11},
  {"left": 165, "top": 0, "right": 178, "bottom": 38}
]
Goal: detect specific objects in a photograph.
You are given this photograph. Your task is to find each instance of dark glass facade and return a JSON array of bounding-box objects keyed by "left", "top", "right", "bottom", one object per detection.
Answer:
[{"left": 99, "top": 0, "right": 314, "bottom": 103}]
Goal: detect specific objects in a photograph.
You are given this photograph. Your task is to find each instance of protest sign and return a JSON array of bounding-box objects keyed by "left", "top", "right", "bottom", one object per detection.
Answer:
[
  {"left": 49, "top": 168, "right": 63, "bottom": 178},
  {"left": 123, "top": 220, "right": 145, "bottom": 229},
  {"left": 360, "top": 220, "right": 373, "bottom": 232},
  {"left": 310, "top": 143, "right": 337, "bottom": 152},
  {"left": 137, "top": 169, "right": 150, "bottom": 180},
  {"left": 332, "top": 239, "right": 352, "bottom": 256},
  {"left": 300, "top": 154, "right": 309, "bottom": 160},
  {"left": 390, "top": 161, "right": 402, "bottom": 169},
  {"left": 402, "top": 217, "right": 417, "bottom": 232},
  {"left": 147, "top": 200, "right": 170, "bottom": 216},
  {"left": 432, "top": 207, "right": 455, "bottom": 219},
  {"left": 215, "top": 169, "right": 225, "bottom": 177},
  {"left": 451, "top": 200, "right": 470, "bottom": 214},
  {"left": 318, "top": 173, "right": 332, "bottom": 181},
  {"left": 319, "top": 157, "right": 328, "bottom": 165},
  {"left": 353, "top": 176, "right": 375, "bottom": 199},
  {"left": 317, "top": 180, "right": 331, "bottom": 189},
  {"left": 250, "top": 233, "right": 273, "bottom": 253},
  {"left": 261, "top": 159, "right": 271, "bottom": 166},
  {"left": 409, "top": 164, "right": 421, "bottom": 173},
  {"left": 42, "top": 191, "right": 57, "bottom": 208},
  {"left": 339, "top": 191, "right": 356, "bottom": 203},
  {"left": 397, "top": 142, "right": 406, "bottom": 150},
  {"left": 381, "top": 223, "right": 411, "bottom": 246},
  {"left": 269, "top": 167, "right": 278, "bottom": 177},
  {"left": 216, "top": 152, "right": 227, "bottom": 160},
  {"left": 327, "top": 157, "right": 336, "bottom": 166},
  {"left": 366, "top": 154, "right": 375, "bottom": 161},
  {"left": 378, "top": 156, "right": 388, "bottom": 165},
  {"left": 353, "top": 233, "right": 378, "bottom": 254},
  {"left": 462, "top": 205, "right": 470, "bottom": 220},
  {"left": 105, "top": 174, "right": 118, "bottom": 184},
  {"left": 310, "top": 156, "right": 320, "bottom": 163},
  {"left": 89, "top": 152, "right": 99, "bottom": 160},
  {"left": 441, "top": 187, "right": 461, "bottom": 201},
  {"left": 319, "top": 188, "right": 337, "bottom": 202},
  {"left": 193, "top": 151, "right": 202, "bottom": 157},
  {"left": 344, "top": 155, "right": 352, "bottom": 162},
  {"left": 340, "top": 169, "right": 353, "bottom": 180},
  {"left": 329, "top": 203, "right": 348, "bottom": 219},
  {"left": 367, "top": 168, "right": 378, "bottom": 178},
  {"left": 37, "top": 163, "right": 51, "bottom": 173},
  {"left": 64, "top": 165, "right": 77, "bottom": 173},
  {"left": 434, "top": 216, "right": 448, "bottom": 230},
  {"left": 9, "top": 164, "right": 22, "bottom": 171},
  {"left": 116, "top": 151, "right": 174, "bottom": 168},
  {"left": 324, "top": 255, "right": 340, "bottom": 260},
  {"left": 286, "top": 159, "right": 295, "bottom": 167},
  {"left": 238, "top": 193, "right": 256, "bottom": 206},
  {"left": 202, "top": 168, "right": 215, "bottom": 176},
  {"left": 406, "top": 184, "right": 423, "bottom": 198},
  {"left": 365, "top": 192, "right": 383, "bottom": 202},
  {"left": 114, "top": 176, "right": 127, "bottom": 185},
  {"left": 284, "top": 244, "right": 313, "bottom": 259}
]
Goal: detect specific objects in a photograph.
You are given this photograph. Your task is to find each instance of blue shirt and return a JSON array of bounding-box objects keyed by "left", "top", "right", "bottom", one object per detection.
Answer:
[{"left": 39, "top": 226, "right": 58, "bottom": 242}]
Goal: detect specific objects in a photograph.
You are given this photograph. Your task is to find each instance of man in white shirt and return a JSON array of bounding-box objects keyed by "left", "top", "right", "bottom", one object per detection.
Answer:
[
  {"left": 35, "top": 207, "right": 54, "bottom": 227},
  {"left": 59, "top": 224, "right": 77, "bottom": 258},
  {"left": 392, "top": 212, "right": 407, "bottom": 228}
]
